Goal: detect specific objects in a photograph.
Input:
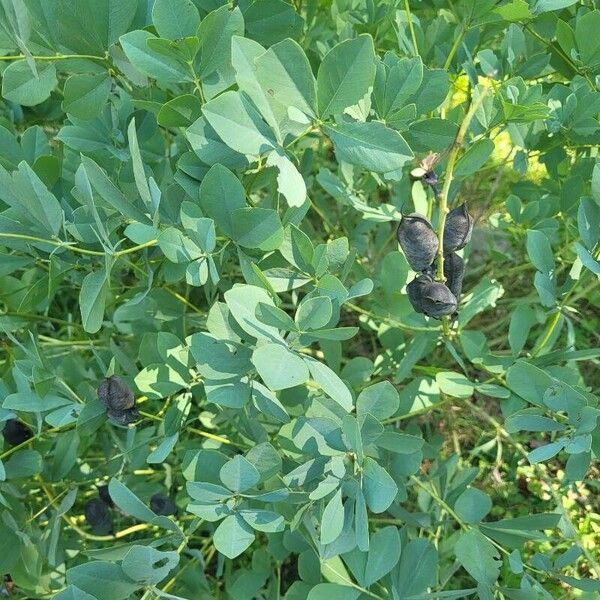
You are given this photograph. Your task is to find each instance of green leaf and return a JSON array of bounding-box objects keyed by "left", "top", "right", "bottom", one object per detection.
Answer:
[
  {"left": 265, "top": 149, "right": 307, "bottom": 207},
  {"left": 296, "top": 296, "right": 332, "bottom": 330},
  {"left": 2, "top": 60, "right": 57, "bottom": 106},
  {"left": 220, "top": 454, "right": 261, "bottom": 492},
  {"left": 213, "top": 514, "right": 255, "bottom": 559},
  {"left": 62, "top": 73, "right": 111, "bottom": 120},
  {"left": 66, "top": 562, "right": 140, "bottom": 600},
  {"left": 4, "top": 450, "right": 43, "bottom": 479},
  {"left": 505, "top": 411, "right": 566, "bottom": 433},
  {"left": 120, "top": 30, "right": 192, "bottom": 84},
  {"left": 255, "top": 38, "right": 317, "bottom": 119},
  {"left": 454, "top": 488, "right": 492, "bottom": 524},
  {"left": 317, "top": 35, "right": 376, "bottom": 117},
  {"left": 575, "top": 10, "right": 600, "bottom": 71},
  {"left": 81, "top": 156, "right": 151, "bottom": 224},
  {"left": 256, "top": 302, "right": 297, "bottom": 331},
  {"left": 56, "top": 0, "right": 137, "bottom": 54},
  {"left": 357, "top": 381, "right": 399, "bottom": 420},
  {"left": 509, "top": 304, "right": 536, "bottom": 356},
  {"left": 506, "top": 360, "right": 554, "bottom": 406},
  {"left": 231, "top": 207, "right": 284, "bottom": 250},
  {"left": 454, "top": 139, "right": 495, "bottom": 178},
  {"left": 323, "top": 121, "right": 413, "bottom": 173},
  {"left": 307, "top": 584, "right": 361, "bottom": 600},
  {"left": 121, "top": 546, "right": 179, "bottom": 585},
  {"left": 243, "top": 0, "right": 304, "bottom": 47},
  {"left": 197, "top": 6, "right": 244, "bottom": 99},
  {"left": 152, "top": 0, "right": 200, "bottom": 40},
  {"left": 12, "top": 161, "right": 63, "bottom": 236},
  {"left": 79, "top": 269, "right": 109, "bottom": 334},
  {"left": 198, "top": 164, "right": 247, "bottom": 237},
  {"left": 321, "top": 488, "right": 344, "bottom": 545},
  {"left": 363, "top": 526, "right": 401, "bottom": 586},
  {"left": 527, "top": 230, "right": 555, "bottom": 274},
  {"left": 436, "top": 372, "right": 474, "bottom": 398},
  {"left": 108, "top": 478, "right": 157, "bottom": 522},
  {"left": 362, "top": 457, "right": 397, "bottom": 513},
  {"left": 54, "top": 586, "right": 97, "bottom": 600},
  {"left": 376, "top": 431, "right": 424, "bottom": 454},
  {"left": 252, "top": 343, "right": 309, "bottom": 390},
  {"left": 304, "top": 356, "right": 353, "bottom": 412},
  {"left": 158, "top": 228, "right": 203, "bottom": 263},
  {"left": 202, "top": 90, "right": 277, "bottom": 157},
  {"left": 395, "top": 539, "right": 438, "bottom": 597},
  {"left": 407, "top": 118, "right": 458, "bottom": 152},
  {"left": 240, "top": 509, "right": 285, "bottom": 532},
  {"left": 454, "top": 530, "right": 500, "bottom": 586},
  {"left": 158, "top": 94, "right": 203, "bottom": 127},
  {"left": 224, "top": 284, "right": 284, "bottom": 342},
  {"left": 533, "top": 0, "right": 577, "bottom": 13}
]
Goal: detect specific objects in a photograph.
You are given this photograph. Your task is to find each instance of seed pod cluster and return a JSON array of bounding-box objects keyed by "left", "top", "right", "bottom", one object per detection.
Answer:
[
  {"left": 98, "top": 376, "right": 139, "bottom": 425},
  {"left": 399, "top": 202, "right": 473, "bottom": 319}
]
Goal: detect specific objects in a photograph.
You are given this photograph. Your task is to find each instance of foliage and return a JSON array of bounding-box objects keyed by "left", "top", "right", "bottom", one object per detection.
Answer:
[{"left": 0, "top": 0, "right": 599, "bottom": 598}]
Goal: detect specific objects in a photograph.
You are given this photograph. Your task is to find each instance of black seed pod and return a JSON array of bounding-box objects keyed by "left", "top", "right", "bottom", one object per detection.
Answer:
[
  {"left": 443, "top": 204, "right": 473, "bottom": 252},
  {"left": 421, "top": 282, "right": 458, "bottom": 318},
  {"left": 150, "top": 492, "right": 177, "bottom": 516},
  {"left": 84, "top": 498, "right": 113, "bottom": 535},
  {"left": 433, "top": 252, "right": 464, "bottom": 303},
  {"left": 97, "top": 484, "right": 114, "bottom": 508},
  {"left": 2, "top": 419, "right": 33, "bottom": 446},
  {"left": 397, "top": 213, "right": 439, "bottom": 272},
  {"left": 98, "top": 376, "right": 135, "bottom": 412},
  {"left": 107, "top": 407, "right": 140, "bottom": 426},
  {"left": 406, "top": 274, "right": 432, "bottom": 314}
]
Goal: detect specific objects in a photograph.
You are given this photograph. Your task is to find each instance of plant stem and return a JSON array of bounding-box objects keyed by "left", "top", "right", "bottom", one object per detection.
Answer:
[
  {"left": 0, "top": 232, "right": 157, "bottom": 258},
  {"left": 0, "top": 53, "right": 107, "bottom": 62},
  {"left": 114, "top": 239, "right": 158, "bottom": 257},
  {"left": 443, "top": 25, "right": 465, "bottom": 71},
  {"left": 436, "top": 86, "right": 489, "bottom": 336},
  {"left": 403, "top": 0, "right": 419, "bottom": 56}
]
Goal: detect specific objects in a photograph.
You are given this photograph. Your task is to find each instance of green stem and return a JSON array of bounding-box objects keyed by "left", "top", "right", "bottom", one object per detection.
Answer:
[
  {"left": 0, "top": 53, "right": 107, "bottom": 62},
  {"left": 403, "top": 0, "right": 419, "bottom": 56},
  {"left": 0, "top": 232, "right": 157, "bottom": 258},
  {"left": 114, "top": 239, "right": 158, "bottom": 257},
  {"left": 436, "top": 86, "right": 489, "bottom": 336},
  {"left": 443, "top": 25, "right": 465, "bottom": 71},
  {"left": 345, "top": 301, "right": 441, "bottom": 333}
]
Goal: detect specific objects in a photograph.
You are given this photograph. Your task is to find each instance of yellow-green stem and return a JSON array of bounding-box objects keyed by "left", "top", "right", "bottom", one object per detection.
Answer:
[{"left": 436, "top": 86, "right": 489, "bottom": 335}]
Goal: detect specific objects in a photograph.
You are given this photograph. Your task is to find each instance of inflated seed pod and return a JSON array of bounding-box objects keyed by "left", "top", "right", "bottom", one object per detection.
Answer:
[
  {"left": 397, "top": 213, "right": 439, "bottom": 272},
  {"left": 420, "top": 282, "right": 458, "bottom": 318},
  {"left": 406, "top": 274, "right": 432, "bottom": 314},
  {"left": 439, "top": 252, "right": 465, "bottom": 303},
  {"left": 150, "top": 492, "right": 177, "bottom": 516},
  {"left": 2, "top": 419, "right": 33, "bottom": 446},
  {"left": 98, "top": 376, "right": 135, "bottom": 412},
  {"left": 443, "top": 204, "right": 473, "bottom": 252},
  {"left": 84, "top": 498, "right": 113, "bottom": 535}
]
